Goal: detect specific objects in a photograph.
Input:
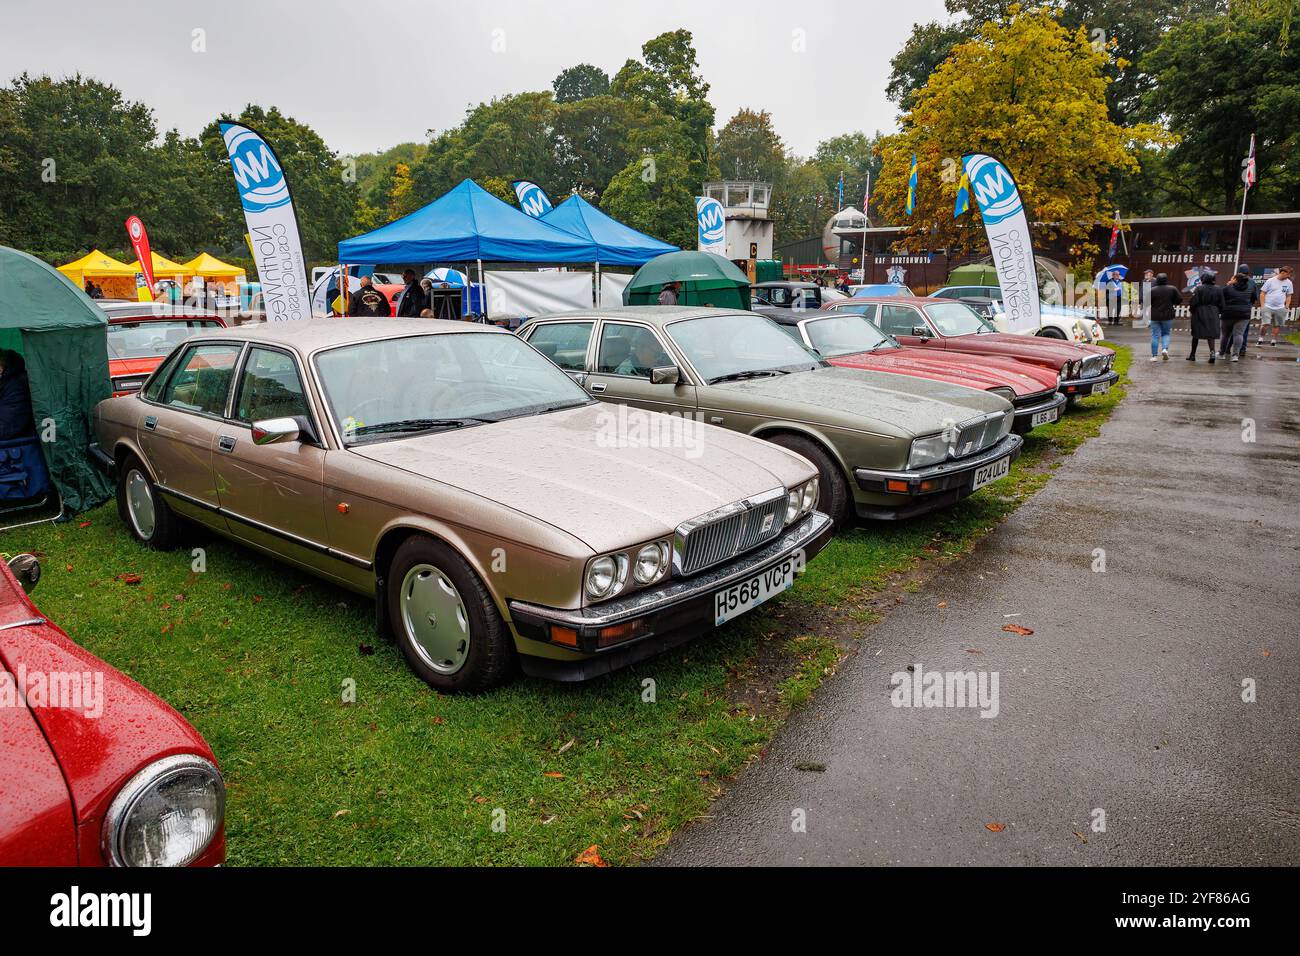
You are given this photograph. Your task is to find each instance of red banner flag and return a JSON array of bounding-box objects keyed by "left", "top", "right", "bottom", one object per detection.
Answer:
[{"left": 125, "top": 215, "right": 155, "bottom": 296}]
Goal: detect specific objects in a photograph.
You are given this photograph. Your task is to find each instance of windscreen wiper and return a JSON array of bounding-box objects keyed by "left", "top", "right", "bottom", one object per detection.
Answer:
[
  {"left": 352, "top": 417, "right": 493, "bottom": 437},
  {"left": 709, "top": 369, "right": 789, "bottom": 384}
]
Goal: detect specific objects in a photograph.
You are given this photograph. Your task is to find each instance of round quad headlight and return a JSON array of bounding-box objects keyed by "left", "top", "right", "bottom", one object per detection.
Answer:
[
  {"left": 585, "top": 554, "right": 627, "bottom": 600},
  {"left": 102, "top": 754, "right": 224, "bottom": 867},
  {"left": 786, "top": 488, "right": 801, "bottom": 524},
  {"left": 800, "top": 477, "right": 818, "bottom": 514},
  {"left": 633, "top": 542, "right": 669, "bottom": 585}
]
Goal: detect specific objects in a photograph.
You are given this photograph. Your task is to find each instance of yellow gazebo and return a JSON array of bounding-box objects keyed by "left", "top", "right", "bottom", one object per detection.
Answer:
[
  {"left": 182, "top": 252, "right": 246, "bottom": 296},
  {"left": 56, "top": 249, "right": 140, "bottom": 298},
  {"left": 135, "top": 251, "right": 194, "bottom": 281}
]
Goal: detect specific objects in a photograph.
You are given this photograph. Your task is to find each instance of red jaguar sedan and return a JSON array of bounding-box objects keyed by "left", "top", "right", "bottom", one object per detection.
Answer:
[
  {"left": 768, "top": 309, "right": 1066, "bottom": 433},
  {"left": 824, "top": 297, "right": 1118, "bottom": 403},
  {"left": 0, "top": 554, "right": 224, "bottom": 867}
]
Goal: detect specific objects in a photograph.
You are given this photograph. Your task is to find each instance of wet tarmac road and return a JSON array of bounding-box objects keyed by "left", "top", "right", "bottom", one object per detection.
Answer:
[{"left": 657, "top": 326, "right": 1300, "bottom": 866}]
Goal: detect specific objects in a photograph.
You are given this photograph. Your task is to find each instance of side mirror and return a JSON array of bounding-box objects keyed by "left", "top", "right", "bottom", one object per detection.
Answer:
[
  {"left": 251, "top": 417, "right": 300, "bottom": 446},
  {"left": 912, "top": 326, "right": 931, "bottom": 338},
  {"left": 650, "top": 365, "right": 681, "bottom": 386},
  {"left": 6, "top": 553, "right": 41, "bottom": 594}
]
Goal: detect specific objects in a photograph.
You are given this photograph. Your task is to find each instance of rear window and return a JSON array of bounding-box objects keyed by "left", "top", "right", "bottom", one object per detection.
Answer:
[{"left": 107, "top": 320, "right": 223, "bottom": 359}]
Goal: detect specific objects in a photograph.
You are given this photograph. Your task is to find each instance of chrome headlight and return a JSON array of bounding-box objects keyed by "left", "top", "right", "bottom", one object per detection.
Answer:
[
  {"left": 584, "top": 553, "right": 629, "bottom": 600},
  {"left": 633, "top": 541, "right": 671, "bottom": 586},
  {"left": 908, "top": 434, "right": 950, "bottom": 469},
  {"left": 800, "top": 477, "right": 818, "bottom": 515},
  {"left": 102, "top": 754, "right": 224, "bottom": 867},
  {"left": 785, "top": 488, "right": 801, "bottom": 524}
]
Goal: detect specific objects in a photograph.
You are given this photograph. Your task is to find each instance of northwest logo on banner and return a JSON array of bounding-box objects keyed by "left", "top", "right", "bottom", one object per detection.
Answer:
[
  {"left": 124, "top": 215, "right": 154, "bottom": 302},
  {"left": 961, "top": 153, "right": 1041, "bottom": 334},
  {"left": 696, "top": 197, "right": 726, "bottom": 255},
  {"left": 512, "top": 180, "right": 553, "bottom": 218},
  {"left": 220, "top": 121, "right": 309, "bottom": 322}
]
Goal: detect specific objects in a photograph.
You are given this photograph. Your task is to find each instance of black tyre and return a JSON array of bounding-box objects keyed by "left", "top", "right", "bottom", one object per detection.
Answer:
[
  {"left": 766, "top": 433, "right": 851, "bottom": 529},
  {"left": 116, "top": 454, "right": 181, "bottom": 550},
  {"left": 1038, "top": 327, "right": 1067, "bottom": 340},
  {"left": 386, "top": 535, "right": 517, "bottom": 693}
]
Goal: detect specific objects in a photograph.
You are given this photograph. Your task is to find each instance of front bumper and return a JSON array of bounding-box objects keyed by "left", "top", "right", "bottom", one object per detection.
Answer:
[
  {"left": 852, "top": 433, "right": 1024, "bottom": 520},
  {"left": 510, "top": 510, "right": 834, "bottom": 681},
  {"left": 1059, "top": 369, "right": 1118, "bottom": 398},
  {"left": 1011, "top": 391, "right": 1067, "bottom": 433}
]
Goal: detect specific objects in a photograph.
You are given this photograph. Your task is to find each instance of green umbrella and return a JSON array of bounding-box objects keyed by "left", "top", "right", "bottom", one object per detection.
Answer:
[{"left": 623, "top": 251, "right": 752, "bottom": 310}]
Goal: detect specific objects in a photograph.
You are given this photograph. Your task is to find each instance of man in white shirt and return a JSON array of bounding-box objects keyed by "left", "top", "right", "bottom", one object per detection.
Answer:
[{"left": 1258, "top": 266, "right": 1293, "bottom": 346}]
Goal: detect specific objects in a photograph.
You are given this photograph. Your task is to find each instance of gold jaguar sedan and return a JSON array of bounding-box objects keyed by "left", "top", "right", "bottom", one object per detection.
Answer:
[{"left": 90, "top": 319, "right": 831, "bottom": 692}]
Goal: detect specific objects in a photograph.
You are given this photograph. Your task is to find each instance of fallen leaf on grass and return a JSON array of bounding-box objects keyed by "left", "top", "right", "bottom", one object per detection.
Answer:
[
  {"left": 557, "top": 738, "right": 575, "bottom": 754},
  {"left": 985, "top": 823, "right": 1006, "bottom": 832},
  {"left": 77, "top": 521, "right": 91, "bottom": 528},
  {"left": 332, "top": 809, "right": 350, "bottom": 819},
  {"left": 543, "top": 771, "right": 564, "bottom": 779},
  {"left": 1001, "top": 623, "right": 1034, "bottom": 636},
  {"left": 358, "top": 643, "right": 375, "bottom": 655},
  {"left": 117, "top": 573, "right": 142, "bottom": 585},
  {"left": 575, "top": 844, "right": 609, "bottom": 867},
  {"left": 64, "top": 564, "right": 73, "bottom": 572}
]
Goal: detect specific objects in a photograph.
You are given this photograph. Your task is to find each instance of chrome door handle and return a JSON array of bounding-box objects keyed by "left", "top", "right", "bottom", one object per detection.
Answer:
[
  {"left": 143, "top": 415, "right": 157, "bottom": 430},
  {"left": 217, "top": 435, "right": 237, "bottom": 453},
  {"left": 589, "top": 382, "right": 606, "bottom": 393}
]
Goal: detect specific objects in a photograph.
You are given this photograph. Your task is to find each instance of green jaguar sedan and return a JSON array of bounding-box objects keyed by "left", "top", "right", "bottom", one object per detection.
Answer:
[{"left": 520, "top": 307, "right": 1022, "bottom": 525}]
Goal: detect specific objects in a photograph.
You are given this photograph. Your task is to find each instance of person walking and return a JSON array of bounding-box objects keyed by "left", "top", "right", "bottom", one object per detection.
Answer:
[
  {"left": 1257, "top": 265, "right": 1293, "bottom": 346},
  {"left": 1219, "top": 266, "right": 1257, "bottom": 362},
  {"left": 1186, "top": 271, "right": 1224, "bottom": 363},
  {"left": 1147, "top": 273, "right": 1181, "bottom": 361},
  {"left": 1137, "top": 269, "right": 1155, "bottom": 327}
]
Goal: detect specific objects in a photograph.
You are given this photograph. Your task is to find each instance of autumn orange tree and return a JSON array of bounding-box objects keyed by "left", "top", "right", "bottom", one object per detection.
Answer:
[{"left": 873, "top": 5, "right": 1170, "bottom": 255}]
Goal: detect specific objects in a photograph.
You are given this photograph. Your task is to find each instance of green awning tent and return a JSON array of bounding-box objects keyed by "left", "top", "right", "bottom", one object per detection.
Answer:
[
  {"left": 0, "top": 246, "right": 113, "bottom": 515},
  {"left": 623, "top": 251, "right": 752, "bottom": 310},
  {"left": 946, "top": 263, "right": 1001, "bottom": 286}
]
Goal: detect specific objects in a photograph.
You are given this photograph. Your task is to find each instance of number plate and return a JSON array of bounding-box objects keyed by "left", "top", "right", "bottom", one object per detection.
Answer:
[
  {"left": 1091, "top": 380, "right": 1110, "bottom": 395},
  {"left": 971, "top": 455, "right": 1011, "bottom": 491},
  {"left": 1030, "top": 407, "right": 1059, "bottom": 427},
  {"left": 714, "top": 550, "right": 806, "bottom": 626}
]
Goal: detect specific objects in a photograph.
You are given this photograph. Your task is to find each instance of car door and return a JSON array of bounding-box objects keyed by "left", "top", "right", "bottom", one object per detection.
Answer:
[
  {"left": 582, "top": 321, "right": 697, "bottom": 415},
  {"left": 521, "top": 320, "right": 593, "bottom": 384},
  {"left": 212, "top": 345, "right": 330, "bottom": 574},
  {"left": 877, "top": 303, "right": 942, "bottom": 349},
  {"left": 138, "top": 341, "right": 243, "bottom": 526}
]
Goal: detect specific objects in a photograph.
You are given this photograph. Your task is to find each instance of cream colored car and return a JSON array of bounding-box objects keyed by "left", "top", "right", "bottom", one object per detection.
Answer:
[{"left": 91, "top": 319, "right": 831, "bottom": 691}]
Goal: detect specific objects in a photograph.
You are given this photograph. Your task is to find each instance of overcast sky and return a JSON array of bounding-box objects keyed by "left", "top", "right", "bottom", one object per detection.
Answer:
[{"left": 1, "top": 0, "right": 947, "bottom": 159}]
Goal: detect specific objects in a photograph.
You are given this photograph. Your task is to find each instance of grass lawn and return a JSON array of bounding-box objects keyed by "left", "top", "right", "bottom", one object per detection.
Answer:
[{"left": 4, "top": 346, "right": 1130, "bottom": 866}]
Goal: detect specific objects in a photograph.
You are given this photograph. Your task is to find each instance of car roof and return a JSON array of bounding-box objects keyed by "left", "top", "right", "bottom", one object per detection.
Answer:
[
  {"left": 752, "top": 281, "right": 819, "bottom": 289},
  {"left": 530, "top": 306, "right": 756, "bottom": 327},
  {"left": 99, "top": 303, "right": 225, "bottom": 321},
  {"left": 186, "top": 317, "right": 508, "bottom": 351},
  {"left": 831, "top": 295, "right": 936, "bottom": 307}
]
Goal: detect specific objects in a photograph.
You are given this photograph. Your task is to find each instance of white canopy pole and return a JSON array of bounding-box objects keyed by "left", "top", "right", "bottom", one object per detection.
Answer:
[
  {"left": 595, "top": 260, "right": 601, "bottom": 307},
  {"left": 477, "top": 258, "right": 484, "bottom": 320}
]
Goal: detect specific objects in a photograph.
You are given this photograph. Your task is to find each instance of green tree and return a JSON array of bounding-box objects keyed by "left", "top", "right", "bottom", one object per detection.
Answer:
[
  {"left": 611, "top": 30, "right": 715, "bottom": 183},
  {"left": 716, "top": 109, "right": 786, "bottom": 183},
  {"left": 601, "top": 151, "right": 697, "bottom": 250},
  {"left": 552, "top": 64, "right": 610, "bottom": 103},
  {"left": 1143, "top": 6, "right": 1300, "bottom": 213}
]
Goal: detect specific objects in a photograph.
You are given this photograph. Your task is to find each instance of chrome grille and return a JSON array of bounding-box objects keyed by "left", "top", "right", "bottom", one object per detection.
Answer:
[
  {"left": 675, "top": 487, "right": 787, "bottom": 576},
  {"left": 953, "top": 411, "right": 1010, "bottom": 459}
]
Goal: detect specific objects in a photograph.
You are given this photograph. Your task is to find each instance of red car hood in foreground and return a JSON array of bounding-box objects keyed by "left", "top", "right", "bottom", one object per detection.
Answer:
[
  {"left": 930, "top": 331, "right": 1108, "bottom": 370},
  {"left": 827, "top": 346, "right": 1058, "bottom": 396},
  {"left": 0, "top": 568, "right": 224, "bottom": 866}
]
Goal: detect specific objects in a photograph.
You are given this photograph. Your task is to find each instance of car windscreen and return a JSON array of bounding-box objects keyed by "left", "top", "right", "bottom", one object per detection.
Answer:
[
  {"left": 314, "top": 332, "right": 591, "bottom": 444},
  {"left": 925, "top": 302, "right": 996, "bottom": 336},
  {"left": 666, "top": 314, "right": 822, "bottom": 384},
  {"left": 106, "top": 320, "right": 223, "bottom": 359},
  {"left": 803, "top": 314, "right": 897, "bottom": 357}
]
